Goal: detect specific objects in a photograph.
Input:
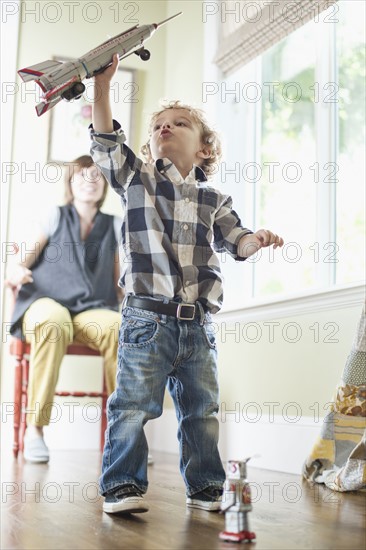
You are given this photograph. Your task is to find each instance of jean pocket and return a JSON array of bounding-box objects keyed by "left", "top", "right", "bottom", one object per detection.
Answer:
[
  {"left": 121, "top": 317, "right": 159, "bottom": 347},
  {"left": 202, "top": 322, "right": 217, "bottom": 350}
]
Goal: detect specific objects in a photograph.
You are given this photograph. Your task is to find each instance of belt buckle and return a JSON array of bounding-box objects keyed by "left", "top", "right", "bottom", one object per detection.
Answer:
[{"left": 176, "top": 303, "right": 195, "bottom": 321}]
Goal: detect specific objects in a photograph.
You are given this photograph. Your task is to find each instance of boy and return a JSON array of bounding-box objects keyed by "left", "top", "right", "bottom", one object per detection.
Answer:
[{"left": 90, "top": 55, "right": 284, "bottom": 514}]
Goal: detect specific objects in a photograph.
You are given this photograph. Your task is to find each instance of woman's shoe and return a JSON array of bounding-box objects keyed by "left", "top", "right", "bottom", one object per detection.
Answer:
[{"left": 23, "top": 436, "right": 50, "bottom": 463}]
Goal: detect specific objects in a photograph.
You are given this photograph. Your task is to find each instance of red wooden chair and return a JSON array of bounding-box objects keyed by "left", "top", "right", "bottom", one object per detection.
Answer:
[{"left": 10, "top": 333, "right": 107, "bottom": 458}]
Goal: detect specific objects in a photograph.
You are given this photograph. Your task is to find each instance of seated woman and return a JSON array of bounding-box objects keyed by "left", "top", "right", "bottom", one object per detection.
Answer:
[{"left": 6, "top": 155, "right": 123, "bottom": 463}]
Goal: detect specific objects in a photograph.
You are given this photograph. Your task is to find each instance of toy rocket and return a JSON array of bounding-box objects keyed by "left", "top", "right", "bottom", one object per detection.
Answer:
[
  {"left": 219, "top": 459, "right": 256, "bottom": 544},
  {"left": 18, "top": 12, "right": 182, "bottom": 116}
]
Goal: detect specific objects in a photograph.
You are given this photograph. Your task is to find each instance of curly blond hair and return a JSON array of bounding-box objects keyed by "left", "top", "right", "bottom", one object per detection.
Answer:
[{"left": 141, "top": 100, "right": 222, "bottom": 178}]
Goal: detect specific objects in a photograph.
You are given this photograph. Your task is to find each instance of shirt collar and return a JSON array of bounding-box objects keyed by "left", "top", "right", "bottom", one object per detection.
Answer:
[{"left": 155, "top": 158, "right": 207, "bottom": 184}]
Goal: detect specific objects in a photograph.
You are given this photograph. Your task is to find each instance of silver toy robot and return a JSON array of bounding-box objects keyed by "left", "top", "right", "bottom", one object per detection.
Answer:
[{"left": 219, "top": 459, "right": 256, "bottom": 543}]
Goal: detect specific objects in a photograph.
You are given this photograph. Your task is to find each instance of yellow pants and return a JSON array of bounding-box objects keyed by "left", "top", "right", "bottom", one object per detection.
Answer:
[{"left": 23, "top": 298, "right": 120, "bottom": 426}]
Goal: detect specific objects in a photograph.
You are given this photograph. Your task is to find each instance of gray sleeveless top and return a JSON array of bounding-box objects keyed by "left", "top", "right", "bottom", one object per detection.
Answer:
[{"left": 10, "top": 204, "right": 119, "bottom": 338}]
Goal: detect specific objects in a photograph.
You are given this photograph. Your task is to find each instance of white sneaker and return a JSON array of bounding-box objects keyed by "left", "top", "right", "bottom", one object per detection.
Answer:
[
  {"left": 186, "top": 486, "right": 222, "bottom": 511},
  {"left": 103, "top": 485, "right": 149, "bottom": 514},
  {"left": 148, "top": 453, "right": 154, "bottom": 465}
]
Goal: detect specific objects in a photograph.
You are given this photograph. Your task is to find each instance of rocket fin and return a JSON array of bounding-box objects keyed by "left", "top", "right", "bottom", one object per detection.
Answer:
[
  {"left": 18, "top": 60, "right": 63, "bottom": 82},
  {"left": 35, "top": 95, "right": 62, "bottom": 117}
]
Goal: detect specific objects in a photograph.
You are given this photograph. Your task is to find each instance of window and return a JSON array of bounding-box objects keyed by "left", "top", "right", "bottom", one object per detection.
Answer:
[
  {"left": 212, "top": 0, "right": 365, "bottom": 311},
  {"left": 256, "top": 22, "right": 318, "bottom": 297},
  {"left": 336, "top": 0, "right": 365, "bottom": 285}
]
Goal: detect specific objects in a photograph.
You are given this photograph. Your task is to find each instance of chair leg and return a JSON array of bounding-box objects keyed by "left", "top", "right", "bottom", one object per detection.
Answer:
[
  {"left": 13, "top": 354, "right": 23, "bottom": 458},
  {"left": 19, "top": 358, "right": 29, "bottom": 453},
  {"left": 14, "top": 346, "right": 107, "bottom": 455}
]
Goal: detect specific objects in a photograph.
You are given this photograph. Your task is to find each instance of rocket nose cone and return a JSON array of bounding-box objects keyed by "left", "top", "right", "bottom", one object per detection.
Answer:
[{"left": 155, "top": 12, "right": 182, "bottom": 29}]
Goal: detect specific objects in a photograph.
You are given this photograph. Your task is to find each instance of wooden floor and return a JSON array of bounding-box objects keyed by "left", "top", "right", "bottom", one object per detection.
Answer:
[{"left": 1, "top": 450, "right": 365, "bottom": 550}]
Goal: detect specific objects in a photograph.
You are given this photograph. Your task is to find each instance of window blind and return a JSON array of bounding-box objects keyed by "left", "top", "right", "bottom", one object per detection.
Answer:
[{"left": 214, "top": 0, "right": 339, "bottom": 75}]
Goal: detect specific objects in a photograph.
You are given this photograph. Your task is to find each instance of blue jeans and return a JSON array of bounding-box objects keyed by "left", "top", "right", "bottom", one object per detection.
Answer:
[{"left": 99, "top": 304, "right": 226, "bottom": 496}]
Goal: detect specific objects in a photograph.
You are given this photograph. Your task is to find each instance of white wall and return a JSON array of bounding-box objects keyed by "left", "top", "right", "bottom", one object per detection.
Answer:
[
  {"left": 0, "top": 0, "right": 207, "bottom": 452},
  {"left": 145, "top": 297, "right": 363, "bottom": 474},
  {"left": 1, "top": 0, "right": 169, "bottom": 448},
  {"left": 1, "top": 2, "right": 363, "bottom": 475},
  {"left": 163, "top": 1, "right": 204, "bottom": 102}
]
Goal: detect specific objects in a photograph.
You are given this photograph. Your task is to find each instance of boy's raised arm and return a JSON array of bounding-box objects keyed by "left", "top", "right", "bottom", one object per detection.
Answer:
[
  {"left": 92, "top": 54, "right": 120, "bottom": 133},
  {"left": 90, "top": 53, "right": 142, "bottom": 194}
]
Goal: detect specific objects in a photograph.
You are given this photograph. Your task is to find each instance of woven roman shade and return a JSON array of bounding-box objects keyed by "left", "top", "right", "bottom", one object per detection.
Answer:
[{"left": 214, "top": 0, "right": 339, "bottom": 75}]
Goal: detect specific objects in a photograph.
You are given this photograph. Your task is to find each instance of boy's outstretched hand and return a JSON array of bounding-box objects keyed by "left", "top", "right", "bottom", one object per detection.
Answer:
[{"left": 238, "top": 229, "right": 284, "bottom": 259}]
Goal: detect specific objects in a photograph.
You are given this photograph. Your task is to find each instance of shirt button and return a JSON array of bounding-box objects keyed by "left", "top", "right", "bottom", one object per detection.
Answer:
[
  {"left": 183, "top": 224, "right": 188, "bottom": 230},
  {"left": 185, "top": 197, "right": 190, "bottom": 203}
]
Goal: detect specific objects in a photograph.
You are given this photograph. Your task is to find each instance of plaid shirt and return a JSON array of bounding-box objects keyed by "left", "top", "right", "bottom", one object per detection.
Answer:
[{"left": 90, "top": 121, "right": 252, "bottom": 313}]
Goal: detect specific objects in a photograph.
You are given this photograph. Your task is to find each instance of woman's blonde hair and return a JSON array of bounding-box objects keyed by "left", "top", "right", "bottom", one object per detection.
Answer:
[
  {"left": 141, "top": 100, "right": 222, "bottom": 177},
  {"left": 64, "top": 155, "right": 108, "bottom": 208}
]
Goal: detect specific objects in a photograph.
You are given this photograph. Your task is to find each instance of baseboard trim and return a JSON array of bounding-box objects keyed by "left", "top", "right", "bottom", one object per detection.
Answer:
[
  {"left": 40, "top": 402, "right": 322, "bottom": 475},
  {"left": 145, "top": 408, "right": 322, "bottom": 475}
]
